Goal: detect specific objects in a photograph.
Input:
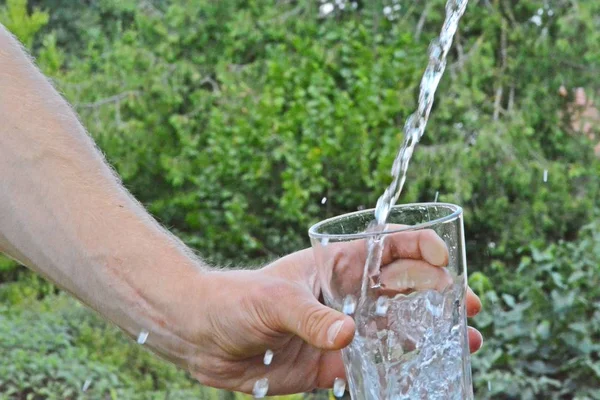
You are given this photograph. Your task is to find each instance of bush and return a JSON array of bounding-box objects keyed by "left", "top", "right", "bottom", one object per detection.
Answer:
[
  {"left": 29, "top": 0, "right": 600, "bottom": 267},
  {"left": 0, "top": 294, "right": 312, "bottom": 399},
  {"left": 471, "top": 220, "right": 600, "bottom": 399},
  {"left": 0, "top": 295, "right": 207, "bottom": 399},
  {"left": 1, "top": 0, "right": 600, "bottom": 398}
]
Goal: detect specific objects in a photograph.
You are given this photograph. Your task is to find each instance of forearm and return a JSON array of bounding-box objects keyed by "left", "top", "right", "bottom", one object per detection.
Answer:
[{"left": 0, "top": 25, "right": 204, "bottom": 363}]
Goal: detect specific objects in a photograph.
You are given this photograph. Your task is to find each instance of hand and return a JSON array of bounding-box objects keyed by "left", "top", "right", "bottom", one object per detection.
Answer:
[{"left": 182, "top": 229, "right": 482, "bottom": 395}]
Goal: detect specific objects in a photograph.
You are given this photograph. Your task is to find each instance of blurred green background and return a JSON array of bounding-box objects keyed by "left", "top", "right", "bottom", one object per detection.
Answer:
[{"left": 1, "top": 0, "right": 599, "bottom": 398}]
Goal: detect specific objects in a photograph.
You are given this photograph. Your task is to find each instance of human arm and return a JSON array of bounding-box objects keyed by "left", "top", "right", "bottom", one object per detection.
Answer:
[{"left": 0, "top": 24, "right": 482, "bottom": 395}]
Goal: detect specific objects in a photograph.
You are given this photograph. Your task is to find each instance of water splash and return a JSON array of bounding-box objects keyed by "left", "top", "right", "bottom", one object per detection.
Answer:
[
  {"left": 253, "top": 378, "right": 269, "bottom": 398},
  {"left": 263, "top": 349, "right": 274, "bottom": 366},
  {"left": 375, "top": 0, "right": 468, "bottom": 227},
  {"left": 362, "top": 0, "right": 469, "bottom": 304},
  {"left": 333, "top": 377, "right": 347, "bottom": 397},
  {"left": 375, "top": 296, "right": 390, "bottom": 316},
  {"left": 434, "top": 190, "right": 439, "bottom": 202},
  {"left": 321, "top": 196, "right": 328, "bottom": 204},
  {"left": 136, "top": 330, "right": 149, "bottom": 345},
  {"left": 343, "top": 295, "right": 357, "bottom": 315},
  {"left": 82, "top": 378, "right": 92, "bottom": 392}
]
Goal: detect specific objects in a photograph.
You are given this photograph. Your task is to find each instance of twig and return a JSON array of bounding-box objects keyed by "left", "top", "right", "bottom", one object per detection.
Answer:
[
  {"left": 501, "top": 0, "right": 517, "bottom": 25},
  {"left": 278, "top": 5, "right": 304, "bottom": 22},
  {"left": 138, "top": 0, "right": 165, "bottom": 17},
  {"left": 493, "top": 19, "right": 508, "bottom": 121},
  {"left": 115, "top": 102, "right": 121, "bottom": 126},
  {"left": 415, "top": 3, "right": 432, "bottom": 41},
  {"left": 558, "top": 60, "right": 600, "bottom": 73},
  {"left": 493, "top": 86, "right": 504, "bottom": 121},
  {"left": 77, "top": 91, "right": 140, "bottom": 109},
  {"left": 200, "top": 76, "right": 221, "bottom": 93},
  {"left": 455, "top": 31, "right": 465, "bottom": 65},
  {"left": 449, "top": 35, "right": 484, "bottom": 73}
]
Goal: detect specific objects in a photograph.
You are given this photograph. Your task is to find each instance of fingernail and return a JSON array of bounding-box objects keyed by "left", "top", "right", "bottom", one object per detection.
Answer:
[
  {"left": 327, "top": 320, "right": 344, "bottom": 345},
  {"left": 474, "top": 329, "right": 484, "bottom": 351}
]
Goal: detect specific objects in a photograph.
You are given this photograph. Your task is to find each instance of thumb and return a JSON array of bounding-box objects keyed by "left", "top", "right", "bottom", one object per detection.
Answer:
[{"left": 278, "top": 287, "right": 355, "bottom": 350}]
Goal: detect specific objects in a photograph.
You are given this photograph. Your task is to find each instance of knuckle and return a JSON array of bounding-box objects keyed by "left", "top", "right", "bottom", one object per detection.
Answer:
[{"left": 301, "top": 305, "right": 331, "bottom": 340}]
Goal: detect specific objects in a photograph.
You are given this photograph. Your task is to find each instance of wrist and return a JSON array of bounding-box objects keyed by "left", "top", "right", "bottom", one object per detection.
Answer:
[{"left": 93, "top": 215, "right": 210, "bottom": 366}]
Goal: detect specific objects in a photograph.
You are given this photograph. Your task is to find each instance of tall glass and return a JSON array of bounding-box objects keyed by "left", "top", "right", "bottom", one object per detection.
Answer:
[{"left": 308, "top": 203, "right": 473, "bottom": 400}]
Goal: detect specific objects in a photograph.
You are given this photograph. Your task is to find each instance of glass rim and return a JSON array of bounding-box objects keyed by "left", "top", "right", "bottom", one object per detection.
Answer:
[{"left": 308, "top": 202, "right": 463, "bottom": 241}]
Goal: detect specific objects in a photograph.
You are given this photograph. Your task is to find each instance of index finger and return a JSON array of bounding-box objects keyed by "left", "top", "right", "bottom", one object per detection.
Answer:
[{"left": 347, "top": 226, "right": 448, "bottom": 268}]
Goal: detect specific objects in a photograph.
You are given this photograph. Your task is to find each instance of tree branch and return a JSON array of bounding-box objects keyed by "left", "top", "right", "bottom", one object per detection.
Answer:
[
  {"left": 200, "top": 76, "right": 221, "bottom": 93},
  {"left": 494, "top": 19, "right": 508, "bottom": 121},
  {"left": 415, "top": 3, "right": 432, "bottom": 41},
  {"left": 449, "top": 35, "right": 484, "bottom": 73},
  {"left": 77, "top": 91, "right": 140, "bottom": 110}
]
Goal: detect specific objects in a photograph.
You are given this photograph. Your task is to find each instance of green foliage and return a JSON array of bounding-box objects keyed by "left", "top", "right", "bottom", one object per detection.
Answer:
[
  {"left": 0, "top": 0, "right": 48, "bottom": 47},
  {"left": 1, "top": 0, "right": 600, "bottom": 398},
  {"left": 0, "top": 294, "right": 247, "bottom": 399},
  {"left": 471, "top": 220, "right": 600, "bottom": 398},
  {"left": 40, "top": 0, "right": 600, "bottom": 267}
]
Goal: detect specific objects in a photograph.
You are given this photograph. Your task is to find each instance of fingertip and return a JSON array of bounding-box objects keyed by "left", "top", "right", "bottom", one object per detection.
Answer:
[
  {"left": 328, "top": 317, "right": 355, "bottom": 349},
  {"left": 420, "top": 229, "right": 449, "bottom": 267},
  {"left": 468, "top": 326, "right": 483, "bottom": 353},
  {"left": 466, "top": 287, "right": 482, "bottom": 317}
]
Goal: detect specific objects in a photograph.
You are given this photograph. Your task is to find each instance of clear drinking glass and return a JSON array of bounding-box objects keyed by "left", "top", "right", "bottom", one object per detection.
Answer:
[{"left": 308, "top": 203, "right": 473, "bottom": 400}]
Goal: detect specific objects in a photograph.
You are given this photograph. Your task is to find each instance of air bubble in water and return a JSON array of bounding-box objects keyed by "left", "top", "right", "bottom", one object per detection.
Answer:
[
  {"left": 137, "top": 330, "right": 149, "bottom": 345},
  {"left": 321, "top": 196, "right": 327, "bottom": 204},
  {"left": 253, "top": 378, "right": 269, "bottom": 398},
  {"left": 333, "top": 377, "right": 346, "bottom": 397},
  {"left": 82, "top": 378, "right": 92, "bottom": 392},
  {"left": 543, "top": 169, "right": 548, "bottom": 182},
  {"left": 342, "top": 295, "right": 357, "bottom": 315},
  {"left": 263, "top": 349, "right": 274, "bottom": 366},
  {"left": 375, "top": 296, "right": 390, "bottom": 316}
]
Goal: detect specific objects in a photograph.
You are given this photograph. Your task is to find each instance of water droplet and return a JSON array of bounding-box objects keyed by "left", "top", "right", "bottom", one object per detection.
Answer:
[
  {"left": 531, "top": 14, "right": 542, "bottom": 26},
  {"left": 263, "top": 349, "right": 274, "bottom": 366},
  {"left": 137, "top": 330, "right": 149, "bottom": 345},
  {"left": 375, "top": 296, "right": 390, "bottom": 316},
  {"left": 543, "top": 169, "right": 548, "bottom": 182},
  {"left": 321, "top": 196, "right": 327, "bottom": 204},
  {"left": 488, "top": 380, "right": 492, "bottom": 391},
  {"left": 370, "top": 278, "right": 382, "bottom": 289},
  {"left": 434, "top": 191, "right": 439, "bottom": 202},
  {"left": 82, "top": 378, "right": 92, "bottom": 392},
  {"left": 342, "top": 295, "right": 356, "bottom": 315},
  {"left": 333, "top": 377, "right": 346, "bottom": 397},
  {"left": 319, "top": 3, "right": 334, "bottom": 16},
  {"left": 321, "top": 237, "right": 330, "bottom": 246},
  {"left": 253, "top": 378, "right": 269, "bottom": 398}
]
